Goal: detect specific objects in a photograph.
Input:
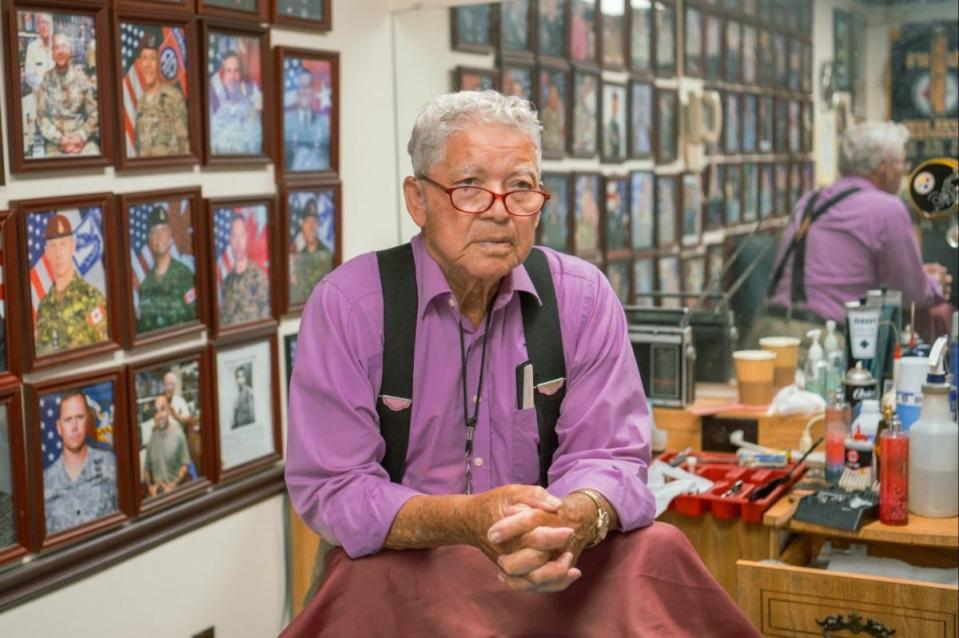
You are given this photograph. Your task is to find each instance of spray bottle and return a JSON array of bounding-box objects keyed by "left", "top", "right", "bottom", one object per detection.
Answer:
[
  {"left": 804, "top": 329, "right": 827, "bottom": 399},
  {"left": 908, "top": 337, "right": 959, "bottom": 518},
  {"left": 879, "top": 411, "right": 909, "bottom": 526},
  {"left": 824, "top": 320, "right": 844, "bottom": 395},
  {"left": 825, "top": 391, "right": 851, "bottom": 484}
]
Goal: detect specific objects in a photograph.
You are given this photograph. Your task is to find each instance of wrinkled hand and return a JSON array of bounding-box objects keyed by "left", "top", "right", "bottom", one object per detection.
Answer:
[
  {"left": 465, "top": 484, "right": 566, "bottom": 561},
  {"left": 924, "top": 263, "right": 953, "bottom": 298}
]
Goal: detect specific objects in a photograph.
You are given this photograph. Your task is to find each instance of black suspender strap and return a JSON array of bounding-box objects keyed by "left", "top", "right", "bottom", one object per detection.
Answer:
[
  {"left": 767, "top": 187, "right": 861, "bottom": 304},
  {"left": 375, "top": 244, "right": 417, "bottom": 484},
  {"left": 520, "top": 248, "right": 567, "bottom": 488}
]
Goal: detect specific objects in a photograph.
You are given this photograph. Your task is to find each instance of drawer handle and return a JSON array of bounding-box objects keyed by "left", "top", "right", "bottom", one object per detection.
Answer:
[{"left": 816, "top": 613, "right": 895, "bottom": 637}]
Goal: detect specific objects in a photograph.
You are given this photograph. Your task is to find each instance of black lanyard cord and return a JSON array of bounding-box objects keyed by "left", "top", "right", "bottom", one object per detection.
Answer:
[{"left": 458, "top": 308, "right": 493, "bottom": 494}]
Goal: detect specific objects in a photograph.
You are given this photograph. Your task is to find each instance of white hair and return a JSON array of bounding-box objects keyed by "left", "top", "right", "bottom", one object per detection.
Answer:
[
  {"left": 407, "top": 91, "right": 542, "bottom": 177},
  {"left": 839, "top": 121, "right": 909, "bottom": 176}
]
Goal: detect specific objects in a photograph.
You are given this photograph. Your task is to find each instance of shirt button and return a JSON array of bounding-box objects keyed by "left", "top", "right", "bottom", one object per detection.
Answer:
[
  {"left": 472, "top": 394, "right": 480, "bottom": 403},
  {"left": 474, "top": 457, "right": 484, "bottom": 467},
  {"left": 448, "top": 296, "right": 456, "bottom": 308}
]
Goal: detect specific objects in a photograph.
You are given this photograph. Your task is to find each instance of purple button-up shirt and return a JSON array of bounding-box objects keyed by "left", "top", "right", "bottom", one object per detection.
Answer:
[
  {"left": 770, "top": 175, "right": 943, "bottom": 322},
  {"left": 286, "top": 234, "right": 655, "bottom": 558}
]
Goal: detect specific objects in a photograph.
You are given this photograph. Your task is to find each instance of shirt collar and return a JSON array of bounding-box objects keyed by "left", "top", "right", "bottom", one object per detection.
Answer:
[{"left": 837, "top": 174, "right": 881, "bottom": 193}]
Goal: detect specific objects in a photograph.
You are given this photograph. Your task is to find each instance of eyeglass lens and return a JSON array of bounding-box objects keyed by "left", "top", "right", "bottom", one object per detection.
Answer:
[{"left": 450, "top": 186, "right": 545, "bottom": 215}]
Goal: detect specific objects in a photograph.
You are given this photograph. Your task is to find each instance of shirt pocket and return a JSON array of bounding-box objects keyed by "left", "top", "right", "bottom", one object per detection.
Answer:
[{"left": 510, "top": 407, "right": 540, "bottom": 485}]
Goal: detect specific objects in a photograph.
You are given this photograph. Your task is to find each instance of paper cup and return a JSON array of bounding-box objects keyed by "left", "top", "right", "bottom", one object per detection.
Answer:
[
  {"left": 759, "top": 336, "right": 801, "bottom": 388},
  {"left": 733, "top": 350, "right": 777, "bottom": 405}
]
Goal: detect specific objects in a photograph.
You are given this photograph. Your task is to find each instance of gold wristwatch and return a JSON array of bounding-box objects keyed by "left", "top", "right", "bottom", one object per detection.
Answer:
[{"left": 573, "top": 489, "right": 609, "bottom": 548}]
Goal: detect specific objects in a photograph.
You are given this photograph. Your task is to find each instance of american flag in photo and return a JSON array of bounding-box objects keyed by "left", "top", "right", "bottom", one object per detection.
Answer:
[
  {"left": 39, "top": 381, "right": 115, "bottom": 470},
  {"left": 289, "top": 190, "right": 335, "bottom": 253},
  {"left": 208, "top": 33, "right": 260, "bottom": 117},
  {"left": 282, "top": 57, "right": 331, "bottom": 111},
  {"left": 213, "top": 205, "right": 269, "bottom": 285},
  {"left": 27, "top": 208, "right": 106, "bottom": 322},
  {"left": 120, "top": 23, "right": 189, "bottom": 156},
  {"left": 128, "top": 200, "right": 195, "bottom": 310}
]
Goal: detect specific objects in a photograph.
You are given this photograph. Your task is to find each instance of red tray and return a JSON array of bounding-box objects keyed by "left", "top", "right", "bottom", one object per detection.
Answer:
[{"left": 658, "top": 451, "right": 806, "bottom": 524}]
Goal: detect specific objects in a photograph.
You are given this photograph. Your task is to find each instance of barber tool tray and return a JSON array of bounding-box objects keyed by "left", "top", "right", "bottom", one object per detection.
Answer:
[{"left": 658, "top": 451, "right": 807, "bottom": 524}]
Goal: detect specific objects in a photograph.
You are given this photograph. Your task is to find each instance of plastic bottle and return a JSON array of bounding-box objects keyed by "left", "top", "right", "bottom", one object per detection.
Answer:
[
  {"left": 804, "top": 329, "right": 828, "bottom": 399},
  {"left": 873, "top": 404, "right": 893, "bottom": 481},
  {"left": 844, "top": 426, "right": 874, "bottom": 482},
  {"left": 880, "top": 412, "right": 909, "bottom": 526},
  {"left": 897, "top": 356, "right": 927, "bottom": 431},
  {"left": 824, "top": 320, "right": 845, "bottom": 395},
  {"left": 908, "top": 337, "right": 959, "bottom": 518},
  {"left": 950, "top": 310, "right": 957, "bottom": 420},
  {"left": 825, "top": 391, "right": 851, "bottom": 484}
]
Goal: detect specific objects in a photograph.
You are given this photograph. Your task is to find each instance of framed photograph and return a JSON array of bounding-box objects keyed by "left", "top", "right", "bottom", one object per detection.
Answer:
[
  {"left": 630, "top": 170, "right": 654, "bottom": 250},
  {"left": 759, "top": 162, "right": 774, "bottom": 219},
  {"left": 628, "top": 80, "right": 653, "bottom": 159},
  {"left": 498, "top": 0, "right": 533, "bottom": 58},
  {"left": 654, "top": 88, "right": 678, "bottom": 164},
  {"left": 26, "top": 369, "right": 131, "bottom": 548},
  {"left": 570, "top": 68, "right": 599, "bottom": 158},
  {"left": 537, "top": 0, "right": 568, "bottom": 62},
  {"left": 757, "top": 29, "right": 772, "bottom": 87},
  {"left": 652, "top": 0, "right": 676, "bottom": 77},
  {"left": 283, "top": 332, "right": 298, "bottom": 392},
  {"left": 800, "top": 42, "right": 812, "bottom": 94},
  {"left": 606, "top": 259, "right": 631, "bottom": 304},
  {"left": 833, "top": 9, "right": 852, "bottom": 91},
  {"left": 628, "top": 0, "right": 652, "bottom": 74},
  {"left": 801, "top": 161, "right": 814, "bottom": 194},
  {"left": 632, "top": 257, "right": 655, "bottom": 307},
  {"left": 569, "top": 0, "right": 597, "bottom": 67},
  {"left": 113, "top": 13, "right": 200, "bottom": 170},
  {"left": 0, "top": 212, "right": 21, "bottom": 383},
  {"left": 680, "top": 173, "right": 702, "bottom": 246},
  {"left": 539, "top": 173, "right": 571, "bottom": 252},
  {"left": 599, "top": 0, "right": 626, "bottom": 70},
  {"left": 741, "top": 23, "right": 756, "bottom": 85},
  {"left": 681, "top": 257, "right": 705, "bottom": 307},
  {"left": 771, "top": 98, "right": 786, "bottom": 153},
  {"left": 202, "top": 22, "right": 271, "bottom": 165},
  {"left": 604, "top": 176, "right": 629, "bottom": 256},
  {"left": 3, "top": 3, "right": 114, "bottom": 174},
  {"left": 118, "top": 187, "right": 205, "bottom": 347},
  {"left": 537, "top": 65, "right": 569, "bottom": 159},
  {"left": 787, "top": 100, "right": 800, "bottom": 154},
  {"left": 758, "top": 94, "right": 773, "bottom": 153},
  {"left": 741, "top": 93, "right": 757, "bottom": 154},
  {"left": 723, "top": 92, "right": 739, "bottom": 155},
  {"left": 198, "top": 0, "right": 267, "bottom": 22},
  {"left": 724, "top": 19, "right": 741, "bottom": 83},
  {"left": 450, "top": 4, "right": 494, "bottom": 54},
  {"left": 723, "top": 163, "right": 742, "bottom": 225},
  {"left": 212, "top": 335, "right": 281, "bottom": 480},
  {"left": 572, "top": 173, "right": 601, "bottom": 261},
  {"left": 655, "top": 174, "right": 677, "bottom": 248},
  {"left": 772, "top": 32, "right": 787, "bottom": 89},
  {"left": 0, "top": 386, "right": 27, "bottom": 564},
  {"left": 209, "top": 197, "right": 276, "bottom": 337},
  {"left": 280, "top": 182, "right": 340, "bottom": 313},
  {"left": 774, "top": 162, "right": 788, "bottom": 215},
  {"left": 276, "top": 48, "right": 338, "bottom": 182},
  {"left": 657, "top": 255, "right": 681, "bottom": 308},
  {"left": 129, "top": 349, "right": 212, "bottom": 513},
  {"left": 704, "top": 12, "right": 722, "bottom": 81},
  {"left": 273, "top": 0, "right": 332, "bottom": 32},
  {"left": 801, "top": 101, "right": 813, "bottom": 154},
  {"left": 600, "top": 81, "right": 627, "bottom": 163},
  {"left": 788, "top": 162, "right": 802, "bottom": 210},
  {"left": 684, "top": 5, "right": 703, "bottom": 78},
  {"left": 500, "top": 59, "right": 534, "bottom": 101},
  {"left": 706, "top": 243, "right": 725, "bottom": 292},
  {"left": 787, "top": 38, "right": 801, "bottom": 92},
  {"left": 14, "top": 193, "right": 120, "bottom": 372},
  {"left": 453, "top": 66, "right": 496, "bottom": 92},
  {"left": 742, "top": 161, "right": 758, "bottom": 223},
  {"left": 704, "top": 163, "right": 724, "bottom": 230},
  {"left": 116, "top": 0, "right": 195, "bottom": 12}
]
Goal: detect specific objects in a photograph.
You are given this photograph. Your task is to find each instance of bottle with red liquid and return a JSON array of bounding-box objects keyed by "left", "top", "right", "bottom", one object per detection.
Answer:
[
  {"left": 825, "top": 391, "right": 851, "bottom": 484},
  {"left": 880, "top": 412, "right": 909, "bottom": 526}
]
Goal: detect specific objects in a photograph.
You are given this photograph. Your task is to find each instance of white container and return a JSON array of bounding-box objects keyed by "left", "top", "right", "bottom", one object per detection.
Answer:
[
  {"left": 851, "top": 399, "right": 883, "bottom": 441},
  {"left": 897, "top": 357, "right": 927, "bottom": 431}
]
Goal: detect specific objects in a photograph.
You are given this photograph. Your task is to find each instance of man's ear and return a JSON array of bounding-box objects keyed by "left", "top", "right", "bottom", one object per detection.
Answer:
[{"left": 403, "top": 176, "right": 427, "bottom": 229}]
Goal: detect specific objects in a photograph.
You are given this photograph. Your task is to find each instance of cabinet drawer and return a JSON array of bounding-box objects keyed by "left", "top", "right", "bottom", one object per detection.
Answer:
[{"left": 737, "top": 559, "right": 958, "bottom": 637}]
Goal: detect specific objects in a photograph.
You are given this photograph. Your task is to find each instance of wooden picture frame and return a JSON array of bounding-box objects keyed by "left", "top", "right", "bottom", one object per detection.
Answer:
[
  {"left": 112, "top": 10, "right": 201, "bottom": 170},
  {"left": 275, "top": 47, "right": 339, "bottom": 184},
  {"left": 681, "top": 256, "right": 706, "bottom": 307},
  {"left": 272, "top": 0, "right": 331, "bottom": 32},
  {"left": 453, "top": 65, "right": 497, "bottom": 92},
  {"left": 569, "top": 66, "right": 598, "bottom": 158},
  {"left": 600, "top": 81, "right": 627, "bottom": 163},
  {"left": 723, "top": 17, "right": 741, "bottom": 84},
  {"left": 498, "top": 0, "right": 534, "bottom": 59},
  {"left": 683, "top": 4, "right": 703, "bottom": 78},
  {"left": 774, "top": 161, "right": 788, "bottom": 217},
  {"left": 632, "top": 256, "right": 655, "bottom": 307},
  {"left": 657, "top": 254, "right": 681, "bottom": 308},
  {"left": 759, "top": 161, "right": 774, "bottom": 220},
  {"left": 450, "top": 4, "right": 495, "bottom": 54},
  {"left": 772, "top": 31, "right": 787, "bottom": 90},
  {"left": 773, "top": 97, "right": 788, "bottom": 154},
  {"left": 740, "top": 23, "right": 757, "bottom": 86},
  {"left": 115, "top": 0, "right": 195, "bottom": 14},
  {"left": 537, "top": 63, "right": 570, "bottom": 160},
  {"left": 3, "top": 1, "right": 115, "bottom": 174},
  {"left": 25, "top": 368, "right": 132, "bottom": 550},
  {"left": 680, "top": 172, "right": 703, "bottom": 246},
  {"left": 833, "top": 9, "right": 852, "bottom": 91},
  {"left": 788, "top": 161, "right": 802, "bottom": 211},
  {"left": 117, "top": 187, "right": 208, "bottom": 348},
  {"left": 705, "top": 242, "right": 725, "bottom": 293},
  {"left": 207, "top": 195, "right": 278, "bottom": 339},
  {"left": 536, "top": 0, "right": 569, "bottom": 64},
  {"left": 201, "top": 20, "right": 272, "bottom": 166},
  {"left": 572, "top": 172, "right": 602, "bottom": 262},
  {"left": 197, "top": 0, "right": 267, "bottom": 22},
  {"left": 628, "top": 79, "right": 653, "bottom": 160},
  {"left": 500, "top": 57, "right": 535, "bottom": 101},
  {"left": 13, "top": 192, "right": 121, "bottom": 372},
  {"left": 127, "top": 347, "right": 213, "bottom": 515},
  {"left": 605, "top": 258, "right": 631, "bottom": 304},
  {"left": 741, "top": 92, "right": 758, "bottom": 154},
  {"left": 652, "top": 0, "right": 676, "bottom": 77},
  {"left": 654, "top": 87, "right": 678, "bottom": 165},
  {"left": 627, "top": 0, "right": 652, "bottom": 75},
  {"left": 742, "top": 161, "right": 758, "bottom": 223},
  {"left": 704, "top": 161, "right": 725, "bottom": 230},
  {"left": 603, "top": 174, "right": 630, "bottom": 259},
  {"left": 704, "top": 11, "right": 722, "bottom": 81},
  {"left": 723, "top": 91, "right": 740, "bottom": 155},
  {"left": 599, "top": 0, "right": 627, "bottom": 71},
  {"left": 630, "top": 170, "right": 655, "bottom": 250},
  {"left": 0, "top": 385, "right": 28, "bottom": 564},
  {"left": 0, "top": 212, "right": 22, "bottom": 385},
  {"left": 723, "top": 163, "right": 742, "bottom": 226},
  {"left": 210, "top": 332, "right": 282, "bottom": 482},
  {"left": 279, "top": 180, "right": 341, "bottom": 315},
  {"left": 758, "top": 93, "right": 773, "bottom": 153},
  {"left": 569, "top": 0, "right": 598, "bottom": 68},
  {"left": 655, "top": 173, "right": 678, "bottom": 248},
  {"left": 539, "top": 172, "right": 571, "bottom": 252}
]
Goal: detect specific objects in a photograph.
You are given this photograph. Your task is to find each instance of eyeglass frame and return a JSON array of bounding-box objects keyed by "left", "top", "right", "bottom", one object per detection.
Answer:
[{"left": 416, "top": 174, "right": 551, "bottom": 217}]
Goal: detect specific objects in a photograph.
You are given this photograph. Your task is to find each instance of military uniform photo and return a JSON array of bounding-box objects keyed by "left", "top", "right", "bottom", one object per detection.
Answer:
[
  {"left": 136, "top": 205, "right": 197, "bottom": 334},
  {"left": 43, "top": 445, "right": 117, "bottom": 534},
  {"left": 221, "top": 262, "right": 269, "bottom": 326},
  {"left": 289, "top": 200, "right": 333, "bottom": 305}
]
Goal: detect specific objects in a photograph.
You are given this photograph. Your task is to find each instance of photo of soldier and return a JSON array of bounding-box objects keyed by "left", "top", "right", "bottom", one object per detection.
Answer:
[
  {"left": 499, "top": 0, "right": 530, "bottom": 53},
  {"left": 207, "top": 32, "right": 263, "bottom": 156},
  {"left": 27, "top": 209, "right": 110, "bottom": 357},
  {"left": 602, "top": 83, "right": 626, "bottom": 162},
  {"left": 16, "top": 10, "right": 100, "bottom": 159},
  {"left": 606, "top": 260, "right": 630, "bottom": 304},
  {"left": 216, "top": 341, "right": 275, "bottom": 470},
  {"left": 630, "top": 170, "right": 654, "bottom": 250},
  {"left": 40, "top": 384, "right": 118, "bottom": 535},
  {"left": 629, "top": 81, "right": 652, "bottom": 158},
  {"left": 287, "top": 189, "right": 335, "bottom": 306},
  {"left": 129, "top": 200, "right": 197, "bottom": 335},
  {"left": 538, "top": 68, "right": 567, "bottom": 157},
  {"left": 574, "top": 174, "right": 601, "bottom": 259},
  {"left": 213, "top": 204, "right": 271, "bottom": 328},
  {"left": 633, "top": 258, "right": 655, "bottom": 307},
  {"left": 539, "top": 174, "right": 569, "bottom": 252},
  {"left": 0, "top": 405, "right": 14, "bottom": 548},
  {"left": 277, "top": 0, "right": 327, "bottom": 21},
  {"left": 605, "top": 177, "right": 629, "bottom": 252},
  {"left": 120, "top": 24, "right": 190, "bottom": 159},
  {"left": 282, "top": 57, "right": 332, "bottom": 172},
  {"left": 572, "top": 72, "right": 598, "bottom": 156},
  {"left": 537, "top": 0, "right": 566, "bottom": 59},
  {"left": 232, "top": 364, "right": 255, "bottom": 429}
]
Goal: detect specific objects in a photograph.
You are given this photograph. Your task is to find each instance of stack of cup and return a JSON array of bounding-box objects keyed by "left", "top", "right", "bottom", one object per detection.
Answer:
[
  {"left": 733, "top": 350, "right": 777, "bottom": 405},
  {"left": 759, "top": 336, "right": 802, "bottom": 389}
]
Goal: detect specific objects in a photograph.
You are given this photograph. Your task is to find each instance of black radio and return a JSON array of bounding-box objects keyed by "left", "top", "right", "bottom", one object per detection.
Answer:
[{"left": 624, "top": 306, "right": 697, "bottom": 408}]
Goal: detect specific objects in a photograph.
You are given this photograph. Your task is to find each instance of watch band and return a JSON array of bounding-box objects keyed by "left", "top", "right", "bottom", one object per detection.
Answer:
[{"left": 572, "top": 489, "right": 610, "bottom": 548}]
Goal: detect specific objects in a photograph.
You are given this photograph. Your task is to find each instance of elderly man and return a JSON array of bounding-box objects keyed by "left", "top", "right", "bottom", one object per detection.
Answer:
[
  {"left": 23, "top": 12, "right": 53, "bottom": 90},
  {"left": 35, "top": 32, "right": 100, "bottom": 157},
  {"left": 284, "top": 92, "right": 757, "bottom": 637},
  {"left": 137, "top": 205, "right": 196, "bottom": 333},
  {"left": 43, "top": 390, "right": 117, "bottom": 535},
  {"left": 133, "top": 32, "right": 189, "bottom": 157},
  {"left": 760, "top": 121, "right": 953, "bottom": 343},
  {"left": 220, "top": 215, "right": 269, "bottom": 326},
  {"left": 143, "top": 395, "right": 191, "bottom": 498}
]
